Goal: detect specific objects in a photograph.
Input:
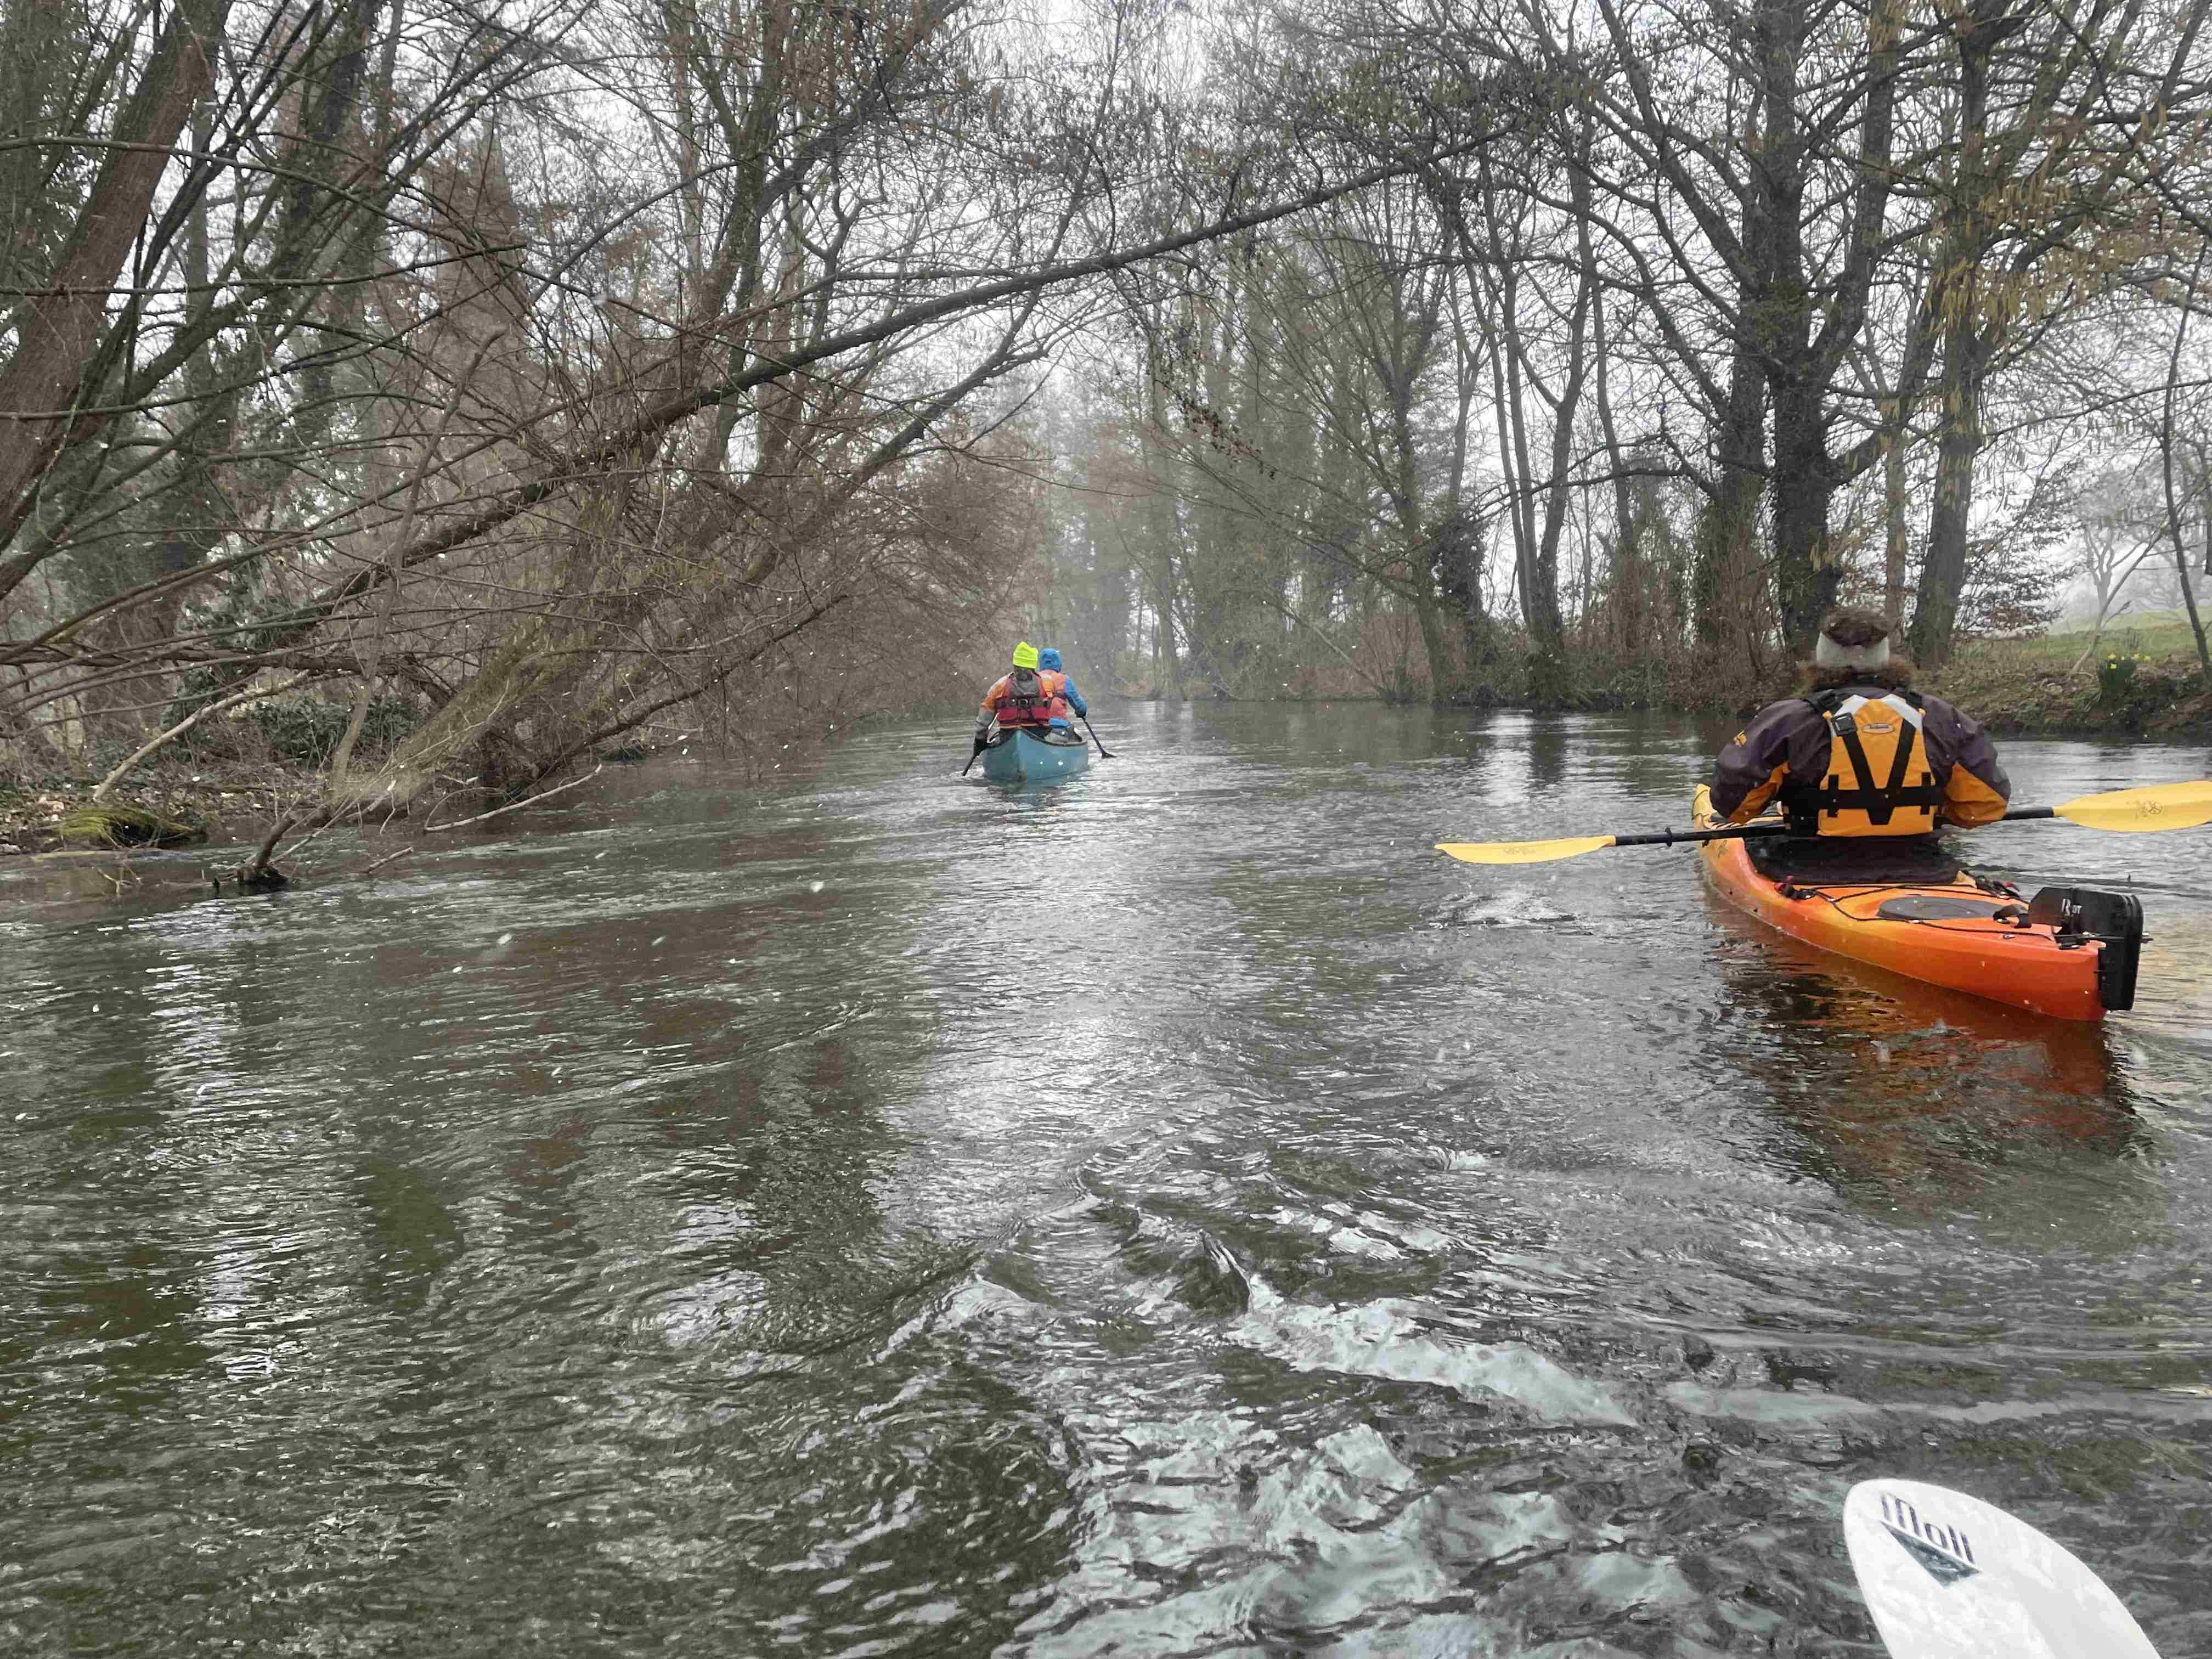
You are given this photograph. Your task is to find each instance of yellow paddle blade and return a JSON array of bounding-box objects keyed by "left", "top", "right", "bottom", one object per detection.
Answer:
[
  {"left": 2053, "top": 779, "right": 2212, "bottom": 832},
  {"left": 1435, "top": 835, "right": 1618, "bottom": 866}
]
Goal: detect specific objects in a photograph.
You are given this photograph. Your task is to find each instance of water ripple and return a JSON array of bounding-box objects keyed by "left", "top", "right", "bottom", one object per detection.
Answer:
[{"left": 3, "top": 707, "right": 2208, "bottom": 1654}]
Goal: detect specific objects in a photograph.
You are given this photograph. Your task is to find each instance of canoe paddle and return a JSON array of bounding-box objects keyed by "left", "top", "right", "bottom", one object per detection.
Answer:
[
  {"left": 1081, "top": 715, "right": 1115, "bottom": 759},
  {"left": 1436, "top": 780, "right": 2212, "bottom": 866},
  {"left": 1844, "top": 1478, "right": 2160, "bottom": 1657},
  {"left": 960, "top": 725, "right": 994, "bottom": 776}
]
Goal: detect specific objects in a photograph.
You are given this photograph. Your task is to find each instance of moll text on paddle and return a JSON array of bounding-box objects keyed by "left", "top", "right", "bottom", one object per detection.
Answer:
[{"left": 1879, "top": 1490, "right": 1979, "bottom": 1582}]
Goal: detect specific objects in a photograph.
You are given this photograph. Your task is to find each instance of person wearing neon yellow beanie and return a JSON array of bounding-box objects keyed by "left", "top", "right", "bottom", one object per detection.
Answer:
[{"left": 974, "top": 642, "right": 1071, "bottom": 748}]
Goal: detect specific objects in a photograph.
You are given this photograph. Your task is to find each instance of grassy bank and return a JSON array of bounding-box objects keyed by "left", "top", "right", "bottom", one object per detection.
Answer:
[{"left": 1927, "top": 612, "right": 2212, "bottom": 742}]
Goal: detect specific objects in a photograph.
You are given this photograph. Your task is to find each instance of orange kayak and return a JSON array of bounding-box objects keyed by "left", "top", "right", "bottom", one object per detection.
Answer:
[{"left": 1691, "top": 787, "right": 2141, "bottom": 1020}]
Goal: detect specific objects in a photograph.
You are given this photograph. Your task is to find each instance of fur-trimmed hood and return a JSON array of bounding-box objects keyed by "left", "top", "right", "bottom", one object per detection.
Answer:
[{"left": 1798, "top": 657, "right": 1917, "bottom": 696}]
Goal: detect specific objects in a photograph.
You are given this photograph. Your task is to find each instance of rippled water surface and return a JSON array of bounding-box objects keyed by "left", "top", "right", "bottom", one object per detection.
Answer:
[{"left": 5, "top": 703, "right": 2211, "bottom": 1656}]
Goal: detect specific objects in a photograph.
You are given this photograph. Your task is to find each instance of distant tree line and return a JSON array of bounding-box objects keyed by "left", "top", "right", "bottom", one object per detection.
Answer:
[{"left": 1007, "top": 0, "right": 2212, "bottom": 709}]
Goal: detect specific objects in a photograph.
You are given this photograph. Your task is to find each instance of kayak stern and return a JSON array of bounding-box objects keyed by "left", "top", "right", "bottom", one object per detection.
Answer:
[
  {"left": 1692, "top": 787, "right": 2118, "bottom": 1020},
  {"left": 979, "top": 725, "right": 1091, "bottom": 783}
]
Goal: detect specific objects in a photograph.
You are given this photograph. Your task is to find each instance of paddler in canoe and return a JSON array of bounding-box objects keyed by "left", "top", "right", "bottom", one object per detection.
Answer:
[
  {"left": 1437, "top": 606, "right": 2198, "bottom": 1016},
  {"left": 1035, "top": 647, "right": 1087, "bottom": 732},
  {"left": 1708, "top": 606, "right": 2010, "bottom": 873},
  {"left": 966, "top": 641, "right": 1092, "bottom": 780},
  {"left": 974, "top": 640, "right": 1073, "bottom": 738}
]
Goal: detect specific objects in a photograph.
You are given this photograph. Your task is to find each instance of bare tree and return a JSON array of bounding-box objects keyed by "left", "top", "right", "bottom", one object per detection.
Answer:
[
  {"left": 4, "top": 0, "right": 1535, "bottom": 819},
  {"left": 2064, "top": 467, "right": 2165, "bottom": 669},
  {"left": 1906, "top": 0, "right": 2212, "bottom": 667}
]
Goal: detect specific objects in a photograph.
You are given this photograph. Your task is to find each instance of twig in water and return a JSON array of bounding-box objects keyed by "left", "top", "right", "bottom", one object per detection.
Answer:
[{"left": 356, "top": 765, "right": 606, "bottom": 877}]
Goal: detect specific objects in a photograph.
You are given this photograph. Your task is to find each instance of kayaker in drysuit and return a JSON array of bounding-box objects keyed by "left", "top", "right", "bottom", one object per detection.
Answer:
[
  {"left": 1711, "top": 607, "right": 2010, "bottom": 841},
  {"left": 975, "top": 642, "right": 1071, "bottom": 744},
  {"left": 1036, "top": 647, "right": 1087, "bottom": 733}
]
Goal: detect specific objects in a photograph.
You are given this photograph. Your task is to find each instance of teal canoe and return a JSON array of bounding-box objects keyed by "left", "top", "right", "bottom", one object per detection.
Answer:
[{"left": 979, "top": 725, "right": 1091, "bottom": 782}]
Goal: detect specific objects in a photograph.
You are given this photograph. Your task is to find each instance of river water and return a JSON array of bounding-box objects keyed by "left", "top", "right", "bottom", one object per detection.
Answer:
[{"left": 4, "top": 703, "right": 2210, "bottom": 1657}]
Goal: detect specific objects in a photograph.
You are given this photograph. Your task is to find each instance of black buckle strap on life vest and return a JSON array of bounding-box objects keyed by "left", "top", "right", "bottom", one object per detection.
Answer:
[
  {"left": 1001, "top": 669, "right": 1053, "bottom": 724},
  {"left": 1809, "top": 698, "right": 1945, "bottom": 826},
  {"left": 1804, "top": 686, "right": 1926, "bottom": 717}
]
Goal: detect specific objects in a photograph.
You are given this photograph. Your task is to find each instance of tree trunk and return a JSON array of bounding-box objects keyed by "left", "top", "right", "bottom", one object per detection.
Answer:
[
  {"left": 1912, "top": 359, "right": 1983, "bottom": 666},
  {"left": 1584, "top": 200, "right": 1639, "bottom": 658},
  {"left": 1909, "top": 31, "right": 1995, "bottom": 669},
  {"left": 0, "top": 0, "right": 232, "bottom": 578},
  {"left": 1694, "top": 309, "right": 1770, "bottom": 693},
  {"left": 1771, "top": 377, "right": 1842, "bottom": 651},
  {"left": 1883, "top": 420, "right": 1910, "bottom": 625}
]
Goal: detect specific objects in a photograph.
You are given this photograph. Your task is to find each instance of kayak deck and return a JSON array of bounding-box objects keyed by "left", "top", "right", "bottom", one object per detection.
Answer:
[{"left": 1691, "top": 786, "right": 2123, "bottom": 1020}]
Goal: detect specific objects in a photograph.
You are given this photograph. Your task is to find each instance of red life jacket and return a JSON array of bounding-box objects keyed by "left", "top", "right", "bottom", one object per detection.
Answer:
[{"left": 994, "top": 668, "right": 1067, "bottom": 728}]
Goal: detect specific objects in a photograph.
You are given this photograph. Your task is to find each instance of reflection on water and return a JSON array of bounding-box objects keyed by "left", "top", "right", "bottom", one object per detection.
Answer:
[
  {"left": 1699, "top": 894, "right": 2146, "bottom": 1198},
  {"left": 3, "top": 704, "right": 2210, "bottom": 1656}
]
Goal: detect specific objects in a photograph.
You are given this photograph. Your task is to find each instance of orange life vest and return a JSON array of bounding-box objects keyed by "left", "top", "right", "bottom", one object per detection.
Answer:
[
  {"left": 1804, "top": 690, "right": 1946, "bottom": 837},
  {"left": 994, "top": 668, "right": 1067, "bottom": 728}
]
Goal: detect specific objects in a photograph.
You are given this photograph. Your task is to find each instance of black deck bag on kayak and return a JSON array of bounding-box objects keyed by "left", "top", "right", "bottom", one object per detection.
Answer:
[
  {"left": 2025, "top": 886, "right": 2146, "bottom": 1012},
  {"left": 1746, "top": 833, "right": 1962, "bottom": 885}
]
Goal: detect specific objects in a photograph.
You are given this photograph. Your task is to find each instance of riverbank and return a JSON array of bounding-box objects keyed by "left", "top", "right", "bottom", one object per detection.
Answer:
[
  {"left": 7, "top": 629, "right": 2205, "bottom": 856},
  {"left": 1927, "top": 617, "right": 2212, "bottom": 742},
  {"left": 0, "top": 765, "right": 306, "bottom": 856}
]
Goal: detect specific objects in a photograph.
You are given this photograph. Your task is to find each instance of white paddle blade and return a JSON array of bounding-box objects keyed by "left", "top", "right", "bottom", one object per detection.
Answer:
[
  {"left": 2053, "top": 780, "right": 2212, "bottom": 832},
  {"left": 1435, "top": 835, "right": 1617, "bottom": 866},
  {"left": 1844, "top": 1479, "right": 2159, "bottom": 1659}
]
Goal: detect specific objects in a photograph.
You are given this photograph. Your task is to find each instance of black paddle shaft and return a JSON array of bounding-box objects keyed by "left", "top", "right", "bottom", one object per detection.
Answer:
[
  {"left": 1613, "top": 823, "right": 1796, "bottom": 849},
  {"left": 1628, "top": 803, "right": 2053, "bottom": 848}
]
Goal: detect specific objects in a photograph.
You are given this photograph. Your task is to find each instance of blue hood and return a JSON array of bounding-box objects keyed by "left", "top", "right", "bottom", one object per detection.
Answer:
[{"left": 1037, "top": 648, "right": 1063, "bottom": 670}]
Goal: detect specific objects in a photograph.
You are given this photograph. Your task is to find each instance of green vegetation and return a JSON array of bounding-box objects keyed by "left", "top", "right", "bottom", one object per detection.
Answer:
[
  {"left": 1929, "top": 618, "right": 2212, "bottom": 739},
  {"left": 1, "top": 771, "right": 296, "bottom": 855}
]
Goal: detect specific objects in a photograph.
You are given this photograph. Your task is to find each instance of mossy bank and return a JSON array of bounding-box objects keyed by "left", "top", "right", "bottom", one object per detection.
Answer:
[{"left": 0, "top": 767, "right": 302, "bottom": 856}]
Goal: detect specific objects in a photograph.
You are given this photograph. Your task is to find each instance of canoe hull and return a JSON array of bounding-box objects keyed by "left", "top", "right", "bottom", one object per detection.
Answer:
[
  {"left": 979, "top": 725, "right": 1091, "bottom": 783},
  {"left": 1692, "top": 787, "right": 2111, "bottom": 1020}
]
